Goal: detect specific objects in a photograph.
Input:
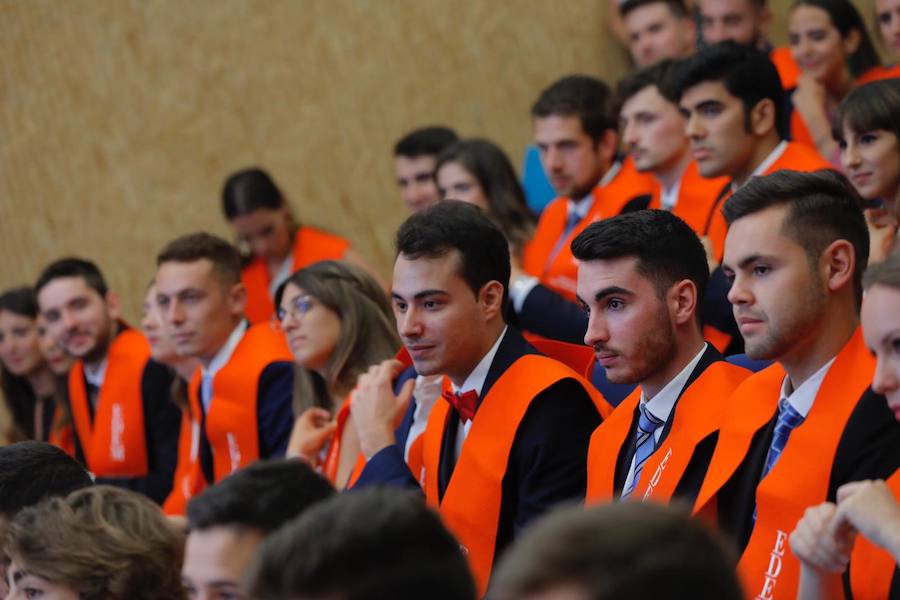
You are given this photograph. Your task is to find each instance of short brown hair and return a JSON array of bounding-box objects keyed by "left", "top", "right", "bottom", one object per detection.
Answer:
[
  {"left": 3, "top": 485, "right": 186, "bottom": 600},
  {"left": 156, "top": 232, "right": 242, "bottom": 287}
]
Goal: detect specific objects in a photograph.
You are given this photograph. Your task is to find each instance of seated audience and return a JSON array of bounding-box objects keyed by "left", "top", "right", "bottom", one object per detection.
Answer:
[
  {"left": 434, "top": 138, "right": 537, "bottom": 261},
  {"left": 692, "top": 169, "right": 900, "bottom": 600},
  {"left": 491, "top": 502, "right": 744, "bottom": 600},
  {"left": 791, "top": 250, "right": 900, "bottom": 600},
  {"left": 393, "top": 126, "right": 460, "bottom": 213},
  {"left": 274, "top": 260, "right": 401, "bottom": 489},
  {"left": 576, "top": 210, "right": 750, "bottom": 506},
  {"left": 352, "top": 201, "right": 610, "bottom": 596},
  {"left": 155, "top": 233, "right": 295, "bottom": 507},
  {"left": 182, "top": 458, "right": 334, "bottom": 600},
  {"left": 834, "top": 78, "right": 900, "bottom": 263},
  {"left": 3, "top": 485, "right": 185, "bottom": 600},
  {"left": 698, "top": 0, "right": 801, "bottom": 89},
  {"left": 222, "top": 167, "right": 377, "bottom": 324},
  {"left": 621, "top": 0, "right": 696, "bottom": 67},
  {"left": 35, "top": 258, "right": 181, "bottom": 504},
  {"left": 0, "top": 287, "right": 63, "bottom": 442},
  {"left": 245, "top": 487, "right": 476, "bottom": 600},
  {"left": 787, "top": 0, "right": 882, "bottom": 164}
]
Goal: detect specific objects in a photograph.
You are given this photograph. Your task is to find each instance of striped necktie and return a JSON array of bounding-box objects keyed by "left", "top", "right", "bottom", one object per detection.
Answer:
[
  {"left": 761, "top": 398, "right": 805, "bottom": 479},
  {"left": 622, "top": 403, "right": 664, "bottom": 498},
  {"left": 545, "top": 209, "right": 583, "bottom": 269}
]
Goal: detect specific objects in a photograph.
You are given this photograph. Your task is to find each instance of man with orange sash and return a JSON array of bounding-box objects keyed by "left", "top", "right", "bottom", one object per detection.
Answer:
[
  {"left": 35, "top": 258, "right": 181, "bottom": 504},
  {"left": 698, "top": 0, "right": 800, "bottom": 90},
  {"left": 352, "top": 202, "right": 610, "bottom": 597},
  {"left": 575, "top": 210, "right": 751, "bottom": 506},
  {"left": 675, "top": 42, "right": 830, "bottom": 354},
  {"left": 154, "top": 233, "right": 295, "bottom": 513},
  {"left": 692, "top": 170, "right": 900, "bottom": 600},
  {"left": 512, "top": 75, "right": 654, "bottom": 344}
]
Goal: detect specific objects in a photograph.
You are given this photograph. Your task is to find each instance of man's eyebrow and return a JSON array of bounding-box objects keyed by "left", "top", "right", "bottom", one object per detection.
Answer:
[{"left": 594, "top": 286, "right": 634, "bottom": 301}]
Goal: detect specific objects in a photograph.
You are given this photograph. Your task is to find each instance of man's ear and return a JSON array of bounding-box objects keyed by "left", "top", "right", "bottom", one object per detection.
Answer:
[
  {"left": 821, "top": 239, "right": 855, "bottom": 296},
  {"left": 228, "top": 282, "right": 248, "bottom": 317},
  {"left": 750, "top": 98, "right": 776, "bottom": 137},
  {"left": 104, "top": 291, "right": 122, "bottom": 321},
  {"left": 668, "top": 279, "right": 699, "bottom": 327},
  {"left": 479, "top": 280, "right": 506, "bottom": 321}
]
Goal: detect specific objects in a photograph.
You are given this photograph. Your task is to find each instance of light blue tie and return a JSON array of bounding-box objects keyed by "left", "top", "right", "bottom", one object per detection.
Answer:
[
  {"left": 761, "top": 398, "right": 805, "bottom": 479},
  {"left": 545, "top": 210, "right": 583, "bottom": 269},
  {"left": 201, "top": 372, "right": 214, "bottom": 413},
  {"left": 622, "top": 403, "right": 664, "bottom": 498}
]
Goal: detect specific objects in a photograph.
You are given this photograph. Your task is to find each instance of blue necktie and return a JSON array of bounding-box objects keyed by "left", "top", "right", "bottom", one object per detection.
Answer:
[
  {"left": 622, "top": 403, "right": 664, "bottom": 498},
  {"left": 761, "top": 398, "right": 805, "bottom": 479},
  {"left": 545, "top": 210, "right": 583, "bottom": 270}
]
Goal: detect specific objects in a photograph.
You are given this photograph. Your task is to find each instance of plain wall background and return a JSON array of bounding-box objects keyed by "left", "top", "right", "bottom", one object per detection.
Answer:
[{"left": 0, "top": 0, "right": 880, "bottom": 320}]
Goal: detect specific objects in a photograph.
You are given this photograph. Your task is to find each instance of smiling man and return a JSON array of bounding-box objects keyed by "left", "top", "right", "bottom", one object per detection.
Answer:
[
  {"left": 574, "top": 210, "right": 750, "bottom": 506},
  {"left": 692, "top": 170, "right": 900, "bottom": 600},
  {"left": 35, "top": 258, "right": 180, "bottom": 504},
  {"left": 154, "top": 232, "right": 294, "bottom": 504},
  {"left": 351, "top": 201, "right": 610, "bottom": 597},
  {"left": 621, "top": 0, "right": 696, "bottom": 67}
]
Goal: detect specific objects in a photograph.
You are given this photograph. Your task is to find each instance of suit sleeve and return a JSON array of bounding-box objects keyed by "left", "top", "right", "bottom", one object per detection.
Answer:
[
  {"left": 256, "top": 361, "right": 296, "bottom": 459},
  {"left": 353, "top": 396, "right": 422, "bottom": 491},
  {"left": 515, "top": 285, "right": 588, "bottom": 345},
  {"left": 501, "top": 378, "right": 601, "bottom": 541}
]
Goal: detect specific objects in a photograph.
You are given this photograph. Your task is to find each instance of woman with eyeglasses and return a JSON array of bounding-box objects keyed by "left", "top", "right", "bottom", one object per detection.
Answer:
[
  {"left": 791, "top": 251, "right": 900, "bottom": 599},
  {"left": 834, "top": 78, "right": 900, "bottom": 264},
  {"left": 273, "top": 260, "right": 401, "bottom": 489}
]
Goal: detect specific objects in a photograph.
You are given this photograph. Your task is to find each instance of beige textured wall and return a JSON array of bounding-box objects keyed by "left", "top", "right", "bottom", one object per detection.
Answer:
[{"left": 0, "top": 0, "right": 630, "bottom": 320}]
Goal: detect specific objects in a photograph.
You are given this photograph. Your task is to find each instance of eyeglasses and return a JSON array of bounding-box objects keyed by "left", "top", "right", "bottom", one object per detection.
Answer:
[{"left": 274, "top": 295, "right": 317, "bottom": 327}]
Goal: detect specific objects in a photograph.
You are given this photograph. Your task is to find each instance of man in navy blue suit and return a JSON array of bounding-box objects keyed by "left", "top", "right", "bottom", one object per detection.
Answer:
[{"left": 351, "top": 201, "right": 607, "bottom": 596}]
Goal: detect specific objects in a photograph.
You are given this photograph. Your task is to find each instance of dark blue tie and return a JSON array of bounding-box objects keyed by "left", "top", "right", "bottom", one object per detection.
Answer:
[
  {"left": 761, "top": 398, "right": 805, "bottom": 479},
  {"left": 622, "top": 403, "right": 664, "bottom": 498}
]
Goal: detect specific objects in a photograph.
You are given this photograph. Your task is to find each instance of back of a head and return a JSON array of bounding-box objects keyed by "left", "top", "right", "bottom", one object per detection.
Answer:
[
  {"left": 0, "top": 441, "right": 92, "bottom": 519},
  {"left": 156, "top": 231, "right": 243, "bottom": 288},
  {"left": 834, "top": 79, "right": 900, "bottom": 143},
  {"left": 394, "top": 126, "right": 459, "bottom": 158},
  {"left": 396, "top": 201, "right": 511, "bottom": 306},
  {"left": 3, "top": 485, "right": 185, "bottom": 600},
  {"left": 723, "top": 169, "right": 869, "bottom": 306},
  {"left": 491, "top": 502, "right": 742, "bottom": 600},
  {"left": 34, "top": 257, "right": 108, "bottom": 296},
  {"left": 245, "top": 487, "right": 477, "bottom": 600},
  {"left": 571, "top": 209, "right": 710, "bottom": 301},
  {"left": 531, "top": 75, "right": 617, "bottom": 142},
  {"left": 674, "top": 41, "right": 787, "bottom": 139},
  {"left": 186, "top": 458, "right": 335, "bottom": 533},
  {"left": 222, "top": 167, "right": 285, "bottom": 220}
]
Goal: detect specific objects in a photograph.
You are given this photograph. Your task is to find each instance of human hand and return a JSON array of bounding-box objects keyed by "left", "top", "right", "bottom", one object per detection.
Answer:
[
  {"left": 834, "top": 480, "right": 900, "bottom": 560},
  {"left": 286, "top": 407, "right": 337, "bottom": 463},
  {"left": 352, "top": 359, "right": 415, "bottom": 459},
  {"left": 790, "top": 502, "right": 852, "bottom": 573}
]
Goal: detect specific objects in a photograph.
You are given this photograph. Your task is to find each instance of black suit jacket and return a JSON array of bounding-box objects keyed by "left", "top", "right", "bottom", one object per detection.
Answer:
[{"left": 356, "top": 327, "right": 601, "bottom": 566}]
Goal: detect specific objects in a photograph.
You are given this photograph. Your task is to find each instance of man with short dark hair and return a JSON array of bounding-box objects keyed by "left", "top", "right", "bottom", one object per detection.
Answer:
[
  {"left": 698, "top": 0, "right": 800, "bottom": 89},
  {"left": 393, "top": 126, "right": 459, "bottom": 213},
  {"left": 182, "top": 459, "right": 334, "bottom": 600},
  {"left": 35, "top": 258, "right": 180, "bottom": 504},
  {"left": 621, "top": 0, "right": 696, "bottom": 67},
  {"left": 245, "top": 488, "right": 476, "bottom": 600},
  {"left": 154, "top": 232, "right": 295, "bottom": 511},
  {"left": 491, "top": 502, "right": 744, "bottom": 600},
  {"left": 512, "top": 75, "right": 654, "bottom": 344},
  {"left": 694, "top": 170, "right": 900, "bottom": 600},
  {"left": 352, "top": 201, "right": 610, "bottom": 596},
  {"left": 674, "top": 42, "right": 830, "bottom": 351},
  {"left": 574, "top": 210, "right": 750, "bottom": 505}
]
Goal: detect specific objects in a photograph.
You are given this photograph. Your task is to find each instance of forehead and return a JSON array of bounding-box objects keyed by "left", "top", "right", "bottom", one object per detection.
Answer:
[
  {"left": 625, "top": 2, "right": 677, "bottom": 27},
  {"left": 680, "top": 80, "right": 739, "bottom": 108},
  {"left": 394, "top": 155, "right": 437, "bottom": 176},
  {"left": 862, "top": 285, "right": 900, "bottom": 338},
  {"left": 577, "top": 256, "right": 652, "bottom": 296},
  {"left": 622, "top": 85, "right": 677, "bottom": 116},
  {"left": 723, "top": 204, "right": 794, "bottom": 260},
  {"left": 700, "top": 0, "right": 755, "bottom": 17},
  {"left": 156, "top": 259, "right": 217, "bottom": 290},
  {"left": 184, "top": 526, "right": 264, "bottom": 576},
  {"left": 392, "top": 251, "right": 467, "bottom": 296},
  {"left": 533, "top": 114, "right": 589, "bottom": 142},
  {"left": 436, "top": 161, "right": 473, "bottom": 182},
  {"left": 38, "top": 276, "right": 100, "bottom": 305},
  {"left": 789, "top": 4, "right": 833, "bottom": 29}
]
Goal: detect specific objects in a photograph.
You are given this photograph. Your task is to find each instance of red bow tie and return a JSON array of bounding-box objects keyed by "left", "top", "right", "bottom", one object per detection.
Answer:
[{"left": 442, "top": 389, "right": 479, "bottom": 423}]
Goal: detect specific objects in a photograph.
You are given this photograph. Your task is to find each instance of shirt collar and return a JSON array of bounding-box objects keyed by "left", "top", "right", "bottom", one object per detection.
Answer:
[
  {"left": 202, "top": 320, "right": 249, "bottom": 378},
  {"left": 660, "top": 176, "right": 682, "bottom": 211},
  {"left": 451, "top": 326, "right": 508, "bottom": 397},
  {"left": 733, "top": 140, "right": 789, "bottom": 191},
  {"left": 639, "top": 343, "right": 708, "bottom": 423},
  {"left": 779, "top": 357, "right": 836, "bottom": 418},
  {"left": 83, "top": 356, "right": 108, "bottom": 387}
]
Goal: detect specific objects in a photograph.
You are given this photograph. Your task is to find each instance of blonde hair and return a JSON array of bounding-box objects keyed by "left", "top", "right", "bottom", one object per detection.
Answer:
[
  {"left": 3, "top": 485, "right": 186, "bottom": 600},
  {"left": 275, "top": 260, "right": 400, "bottom": 412}
]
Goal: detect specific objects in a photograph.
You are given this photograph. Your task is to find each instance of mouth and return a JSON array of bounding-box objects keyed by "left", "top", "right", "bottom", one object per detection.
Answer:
[
  {"left": 406, "top": 343, "right": 437, "bottom": 360},
  {"left": 173, "top": 332, "right": 194, "bottom": 345},
  {"left": 692, "top": 147, "right": 712, "bottom": 161},
  {"left": 850, "top": 172, "right": 873, "bottom": 186},
  {"left": 594, "top": 350, "right": 619, "bottom": 368},
  {"left": 736, "top": 314, "right": 765, "bottom": 332}
]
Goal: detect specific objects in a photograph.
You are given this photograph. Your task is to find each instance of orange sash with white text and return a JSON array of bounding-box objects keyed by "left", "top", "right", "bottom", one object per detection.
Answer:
[
  {"left": 693, "top": 329, "right": 874, "bottom": 600},
  {"left": 422, "top": 355, "right": 611, "bottom": 597}
]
